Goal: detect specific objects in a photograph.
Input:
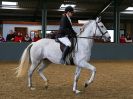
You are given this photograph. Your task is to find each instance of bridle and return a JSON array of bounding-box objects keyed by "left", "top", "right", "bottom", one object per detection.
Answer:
[
  {"left": 95, "top": 21, "right": 108, "bottom": 39},
  {"left": 74, "top": 20, "right": 109, "bottom": 52},
  {"left": 78, "top": 21, "right": 108, "bottom": 40}
]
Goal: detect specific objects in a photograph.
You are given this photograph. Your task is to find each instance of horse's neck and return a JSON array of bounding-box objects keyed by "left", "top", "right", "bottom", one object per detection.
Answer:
[
  {"left": 79, "top": 21, "right": 94, "bottom": 37},
  {"left": 77, "top": 22, "right": 94, "bottom": 52}
]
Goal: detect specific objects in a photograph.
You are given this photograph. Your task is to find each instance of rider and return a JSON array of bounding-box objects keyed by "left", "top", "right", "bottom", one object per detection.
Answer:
[{"left": 58, "top": 6, "right": 77, "bottom": 64}]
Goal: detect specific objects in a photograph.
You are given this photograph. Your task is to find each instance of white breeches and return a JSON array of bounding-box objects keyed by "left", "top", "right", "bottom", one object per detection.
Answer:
[{"left": 58, "top": 37, "right": 71, "bottom": 47}]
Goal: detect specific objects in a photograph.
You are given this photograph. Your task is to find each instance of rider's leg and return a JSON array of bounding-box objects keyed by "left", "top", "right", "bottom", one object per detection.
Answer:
[
  {"left": 58, "top": 37, "right": 71, "bottom": 64},
  {"left": 60, "top": 46, "right": 70, "bottom": 64}
]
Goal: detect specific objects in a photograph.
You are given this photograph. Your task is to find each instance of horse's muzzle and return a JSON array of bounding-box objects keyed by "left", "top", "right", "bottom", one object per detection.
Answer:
[{"left": 107, "top": 36, "right": 111, "bottom": 42}]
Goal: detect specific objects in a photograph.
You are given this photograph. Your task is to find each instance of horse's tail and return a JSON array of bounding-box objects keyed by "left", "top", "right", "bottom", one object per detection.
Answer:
[{"left": 16, "top": 43, "right": 33, "bottom": 77}]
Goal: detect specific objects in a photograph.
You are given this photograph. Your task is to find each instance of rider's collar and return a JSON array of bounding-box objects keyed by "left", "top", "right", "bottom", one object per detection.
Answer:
[{"left": 66, "top": 14, "right": 72, "bottom": 25}]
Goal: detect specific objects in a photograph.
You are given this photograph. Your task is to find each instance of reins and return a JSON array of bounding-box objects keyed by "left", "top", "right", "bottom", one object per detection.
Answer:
[{"left": 77, "top": 36, "right": 102, "bottom": 40}]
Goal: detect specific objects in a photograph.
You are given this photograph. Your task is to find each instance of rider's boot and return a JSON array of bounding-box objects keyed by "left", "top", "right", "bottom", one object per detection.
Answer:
[{"left": 60, "top": 46, "right": 70, "bottom": 64}]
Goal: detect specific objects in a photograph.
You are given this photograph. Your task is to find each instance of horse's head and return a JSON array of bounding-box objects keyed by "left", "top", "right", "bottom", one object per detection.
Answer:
[
  {"left": 79, "top": 17, "right": 111, "bottom": 42},
  {"left": 94, "top": 17, "right": 111, "bottom": 42}
]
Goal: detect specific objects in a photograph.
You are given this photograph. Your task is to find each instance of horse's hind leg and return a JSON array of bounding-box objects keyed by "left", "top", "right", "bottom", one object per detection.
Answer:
[
  {"left": 28, "top": 60, "right": 40, "bottom": 90},
  {"left": 37, "top": 61, "right": 48, "bottom": 89}
]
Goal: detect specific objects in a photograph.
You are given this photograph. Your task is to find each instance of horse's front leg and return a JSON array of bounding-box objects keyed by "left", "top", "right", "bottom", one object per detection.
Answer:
[
  {"left": 73, "top": 66, "right": 81, "bottom": 94},
  {"left": 83, "top": 61, "right": 96, "bottom": 87}
]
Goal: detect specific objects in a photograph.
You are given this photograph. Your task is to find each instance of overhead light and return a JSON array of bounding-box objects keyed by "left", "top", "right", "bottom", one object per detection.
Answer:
[
  {"left": 2, "top": 1, "right": 19, "bottom": 9},
  {"left": 1, "top": 6, "right": 21, "bottom": 10},
  {"left": 2, "top": 1, "right": 18, "bottom": 6},
  {"left": 125, "top": 7, "right": 133, "bottom": 10},
  {"left": 60, "top": 4, "right": 76, "bottom": 8},
  {"left": 121, "top": 11, "right": 133, "bottom": 14},
  {"left": 121, "top": 7, "right": 133, "bottom": 14}
]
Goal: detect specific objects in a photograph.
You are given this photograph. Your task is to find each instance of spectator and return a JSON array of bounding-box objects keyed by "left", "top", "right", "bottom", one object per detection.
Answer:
[
  {"left": 6, "top": 30, "right": 15, "bottom": 42},
  {"left": 33, "top": 33, "right": 41, "bottom": 42},
  {"left": 14, "top": 32, "right": 23, "bottom": 42},
  {"left": 45, "top": 31, "right": 57, "bottom": 39},
  {"left": 120, "top": 34, "right": 126, "bottom": 43},
  {"left": 24, "top": 34, "right": 32, "bottom": 42},
  {"left": 0, "top": 34, "right": 5, "bottom": 42},
  {"left": 125, "top": 35, "right": 132, "bottom": 43}
]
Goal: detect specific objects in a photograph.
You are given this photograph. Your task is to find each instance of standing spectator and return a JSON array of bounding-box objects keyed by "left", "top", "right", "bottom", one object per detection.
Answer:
[
  {"left": 24, "top": 34, "right": 32, "bottom": 42},
  {"left": 120, "top": 34, "right": 126, "bottom": 43},
  {"left": 14, "top": 32, "right": 23, "bottom": 42},
  {"left": 33, "top": 33, "right": 41, "bottom": 42},
  {"left": 0, "top": 34, "right": 5, "bottom": 42},
  {"left": 6, "top": 30, "right": 15, "bottom": 42}
]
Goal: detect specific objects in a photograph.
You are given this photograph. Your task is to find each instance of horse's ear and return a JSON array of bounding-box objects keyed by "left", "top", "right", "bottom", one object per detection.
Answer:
[{"left": 96, "top": 16, "right": 101, "bottom": 23}]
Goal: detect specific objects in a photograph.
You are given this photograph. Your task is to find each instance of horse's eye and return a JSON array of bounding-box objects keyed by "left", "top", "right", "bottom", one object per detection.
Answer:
[{"left": 101, "top": 26, "right": 104, "bottom": 28}]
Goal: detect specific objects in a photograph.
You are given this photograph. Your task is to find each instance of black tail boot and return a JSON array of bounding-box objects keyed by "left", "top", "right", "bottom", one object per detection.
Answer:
[{"left": 60, "top": 46, "right": 70, "bottom": 64}]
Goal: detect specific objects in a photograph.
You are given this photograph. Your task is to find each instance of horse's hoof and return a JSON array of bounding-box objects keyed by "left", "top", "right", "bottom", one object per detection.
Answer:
[
  {"left": 45, "top": 85, "right": 48, "bottom": 90},
  {"left": 30, "top": 87, "right": 35, "bottom": 90},
  {"left": 84, "top": 83, "right": 88, "bottom": 88},
  {"left": 73, "top": 90, "right": 81, "bottom": 94},
  {"left": 45, "top": 81, "right": 48, "bottom": 90}
]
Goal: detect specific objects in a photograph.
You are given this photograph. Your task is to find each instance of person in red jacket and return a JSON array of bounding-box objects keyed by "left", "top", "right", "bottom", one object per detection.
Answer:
[
  {"left": 33, "top": 33, "right": 41, "bottom": 42},
  {"left": 14, "top": 32, "right": 23, "bottom": 42},
  {"left": 0, "top": 34, "right": 5, "bottom": 42},
  {"left": 120, "top": 34, "right": 126, "bottom": 43}
]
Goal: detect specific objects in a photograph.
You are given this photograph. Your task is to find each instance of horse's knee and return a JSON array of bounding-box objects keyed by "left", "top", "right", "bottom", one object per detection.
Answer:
[
  {"left": 37, "top": 69, "right": 40, "bottom": 73},
  {"left": 37, "top": 69, "right": 42, "bottom": 74},
  {"left": 93, "top": 67, "right": 96, "bottom": 72},
  {"left": 82, "top": 62, "right": 96, "bottom": 72},
  {"left": 89, "top": 66, "right": 96, "bottom": 74},
  {"left": 28, "top": 70, "right": 32, "bottom": 77}
]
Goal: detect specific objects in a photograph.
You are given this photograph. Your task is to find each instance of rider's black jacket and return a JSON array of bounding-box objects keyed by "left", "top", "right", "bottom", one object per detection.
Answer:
[{"left": 57, "top": 14, "right": 76, "bottom": 38}]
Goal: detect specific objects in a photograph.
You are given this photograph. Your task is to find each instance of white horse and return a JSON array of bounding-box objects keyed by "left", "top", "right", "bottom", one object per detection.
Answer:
[{"left": 16, "top": 17, "right": 110, "bottom": 94}]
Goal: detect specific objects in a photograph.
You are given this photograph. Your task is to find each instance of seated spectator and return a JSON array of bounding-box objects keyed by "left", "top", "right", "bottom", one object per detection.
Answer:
[
  {"left": 6, "top": 30, "right": 15, "bottom": 42},
  {"left": 33, "top": 33, "right": 41, "bottom": 42},
  {"left": 14, "top": 32, "right": 23, "bottom": 42},
  {"left": 120, "top": 34, "right": 126, "bottom": 43},
  {"left": 45, "top": 31, "right": 58, "bottom": 39},
  {"left": 24, "top": 34, "right": 32, "bottom": 42},
  {"left": 0, "top": 34, "right": 5, "bottom": 42},
  {"left": 125, "top": 35, "right": 132, "bottom": 43}
]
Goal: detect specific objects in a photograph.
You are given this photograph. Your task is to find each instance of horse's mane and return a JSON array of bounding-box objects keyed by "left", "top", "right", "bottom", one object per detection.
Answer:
[
  {"left": 80, "top": 20, "right": 94, "bottom": 34},
  {"left": 82, "top": 20, "right": 94, "bottom": 29}
]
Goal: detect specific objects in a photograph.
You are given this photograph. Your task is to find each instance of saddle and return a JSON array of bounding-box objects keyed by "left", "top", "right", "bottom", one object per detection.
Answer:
[
  {"left": 45, "top": 30, "right": 77, "bottom": 65},
  {"left": 45, "top": 30, "right": 65, "bottom": 51},
  {"left": 55, "top": 38, "right": 76, "bottom": 65}
]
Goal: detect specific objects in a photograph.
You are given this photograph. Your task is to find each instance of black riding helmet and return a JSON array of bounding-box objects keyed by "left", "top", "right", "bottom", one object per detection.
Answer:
[{"left": 65, "top": 6, "right": 74, "bottom": 13}]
